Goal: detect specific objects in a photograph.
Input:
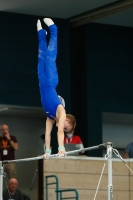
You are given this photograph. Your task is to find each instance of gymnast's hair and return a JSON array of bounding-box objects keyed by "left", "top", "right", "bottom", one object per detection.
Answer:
[{"left": 66, "top": 114, "right": 76, "bottom": 132}]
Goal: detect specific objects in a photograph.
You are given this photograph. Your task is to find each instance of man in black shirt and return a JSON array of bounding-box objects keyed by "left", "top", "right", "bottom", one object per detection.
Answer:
[
  {"left": 0, "top": 124, "right": 18, "bottom": 179},
  {"left": 3, "top": 178, "right": 24, "bottom": 200}
]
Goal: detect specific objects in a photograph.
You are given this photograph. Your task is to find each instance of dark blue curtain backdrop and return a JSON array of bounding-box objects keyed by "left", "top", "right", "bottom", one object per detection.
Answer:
[
  {"left": 86, "top": 23, "right": 133, "bottom": 156},
  {"left": 70, "top": 25, "right": 88, "bottom": 154},
  {"left": 87, "top": 23, "right": 133, "bottom": 113},
  {"left": 71, "top": 23, "right": 133, "bottom": 157},
  {"left": 0, "top": 12, "right": 71, "bottom": 114}
]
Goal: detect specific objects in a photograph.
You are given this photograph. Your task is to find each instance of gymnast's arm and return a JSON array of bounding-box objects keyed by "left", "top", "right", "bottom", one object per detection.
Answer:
[
  {"left": 45, "top": 117, "right": 55, "bottom": 150},
  {"left": 57, "top": 106, "right": 66, "bottom": 154}
]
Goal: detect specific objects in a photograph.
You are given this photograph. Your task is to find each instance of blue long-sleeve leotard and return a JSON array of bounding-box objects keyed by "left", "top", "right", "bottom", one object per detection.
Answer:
[{"left": 37, "top": 24, "right": 62, "bottom": 119}]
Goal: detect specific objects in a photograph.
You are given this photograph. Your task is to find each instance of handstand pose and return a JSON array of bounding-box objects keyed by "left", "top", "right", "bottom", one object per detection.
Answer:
[{"left": 37, "top": 18, "right": 72, "bottom": 158}]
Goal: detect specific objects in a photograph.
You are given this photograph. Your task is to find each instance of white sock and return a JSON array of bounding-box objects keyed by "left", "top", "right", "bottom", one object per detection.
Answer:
[
  {"left": 43, "top": 18, "right": 54, "bottom": 27},
  {"left": 37, "top": 20, "right": 47, "bottom": 35},
  {"left": 37, "top": 20, "right": 42, "bottom": 31}
]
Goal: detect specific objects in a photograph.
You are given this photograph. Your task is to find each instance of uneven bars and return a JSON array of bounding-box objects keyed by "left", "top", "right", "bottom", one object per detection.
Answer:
[{"left": 2, "top": 143, "right": 106, "bottom": 164}]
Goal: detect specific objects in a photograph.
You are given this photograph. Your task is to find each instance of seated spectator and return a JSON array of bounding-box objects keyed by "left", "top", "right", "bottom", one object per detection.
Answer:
[
  {"left": 3, "top": 178, "right": 24, "bottom": 200},
  {"left": 123, "top": 142, "right": 133, "bottom": 158},
  {"left": 64, "top": 114, "right": 84, "bottom": 154}
]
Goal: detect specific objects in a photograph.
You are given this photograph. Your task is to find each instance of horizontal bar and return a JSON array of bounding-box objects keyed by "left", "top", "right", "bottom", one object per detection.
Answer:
[
  {"left": 3, "top": 155, "right": 43, "bottom": 163},
  {"left": 3, "top": 143, "right": 107, "bottom": 164}
]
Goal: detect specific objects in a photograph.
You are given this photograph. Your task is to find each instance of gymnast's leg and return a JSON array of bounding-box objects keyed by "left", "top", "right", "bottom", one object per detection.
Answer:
[
  {"left": 44, "top": 18, "right": 57, "bottom": 61},
  {"left": 37, "top": 20, "right": 47, "bottom": 88},
  {"left": 43, "top": 18, "right": 58, "bottom": 87}
]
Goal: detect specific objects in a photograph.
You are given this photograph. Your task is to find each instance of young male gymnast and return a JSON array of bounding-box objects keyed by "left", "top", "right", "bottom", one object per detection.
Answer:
[{"left": 37, "top": 18, "right": 73, "bottom": 158}]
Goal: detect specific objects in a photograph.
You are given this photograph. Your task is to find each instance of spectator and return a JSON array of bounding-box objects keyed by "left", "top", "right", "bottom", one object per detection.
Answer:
[
  {"left": 64, "top": 114, "right": 84, "bottom": 153},
  {"left": 3, "top": 178, "right": 24, "bottom": 200},
  {"left": 123, "top": 142, "right": 133, "bottom": 158},
  {"left": 0, "top": 124, "right": 18, "bottom": 179}
]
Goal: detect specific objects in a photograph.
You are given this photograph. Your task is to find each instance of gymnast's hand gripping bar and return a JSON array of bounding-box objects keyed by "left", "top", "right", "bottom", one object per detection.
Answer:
[{"left": 2, "top": 143, "right": 107, "bottom": 164}]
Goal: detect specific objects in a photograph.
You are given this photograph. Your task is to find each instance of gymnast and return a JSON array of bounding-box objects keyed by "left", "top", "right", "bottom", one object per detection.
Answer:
[{"left": 37, "top": 18, "right": 73, "bottom": 159}]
